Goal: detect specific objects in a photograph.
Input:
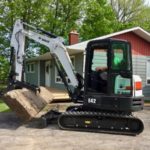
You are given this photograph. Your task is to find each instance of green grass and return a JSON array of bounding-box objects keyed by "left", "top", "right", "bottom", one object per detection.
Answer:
[
  {"left": 0, "top": 99, "right": 11, "bottom": 112},
  {"left": 0, "top": 84, "right": 11, "bottom": 112}
]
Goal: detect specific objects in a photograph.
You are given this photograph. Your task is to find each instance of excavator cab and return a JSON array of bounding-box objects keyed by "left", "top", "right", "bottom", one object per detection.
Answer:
[{"left": 84, "top": 38, "right": 143, "bottom": 112}]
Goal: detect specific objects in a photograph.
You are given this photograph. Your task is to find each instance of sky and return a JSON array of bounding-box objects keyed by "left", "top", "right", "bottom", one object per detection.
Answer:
[{"left": 145, "top": 0, "right": 150, "bottom": 5}]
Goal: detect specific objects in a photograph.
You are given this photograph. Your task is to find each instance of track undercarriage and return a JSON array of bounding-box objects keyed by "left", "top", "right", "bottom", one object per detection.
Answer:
[{"left": 40, "top": 106, "right": 144, "bottom": 136}]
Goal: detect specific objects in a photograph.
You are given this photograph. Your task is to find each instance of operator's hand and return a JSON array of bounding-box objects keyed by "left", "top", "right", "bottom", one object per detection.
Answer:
[
  {"left": 95, "top": 67, "right": 108, "bottom": 81},
  {"left": 95, "top": 66, "right": 107, "bottom": 72}
]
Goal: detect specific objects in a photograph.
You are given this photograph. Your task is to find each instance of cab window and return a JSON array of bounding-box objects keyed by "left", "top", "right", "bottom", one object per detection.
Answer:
[{"left": 111, "top": 42, "right": 131, "bottom": 71}]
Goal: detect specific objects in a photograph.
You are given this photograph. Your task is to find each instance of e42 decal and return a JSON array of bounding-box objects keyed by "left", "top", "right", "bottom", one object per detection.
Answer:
[{"left": 88, "top": 98, "right": 96, "bottom": 104}]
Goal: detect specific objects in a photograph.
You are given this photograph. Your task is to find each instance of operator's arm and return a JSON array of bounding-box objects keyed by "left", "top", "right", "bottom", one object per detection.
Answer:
[{"left": 95, "top": 66, "right": 107, "bottom": 72}]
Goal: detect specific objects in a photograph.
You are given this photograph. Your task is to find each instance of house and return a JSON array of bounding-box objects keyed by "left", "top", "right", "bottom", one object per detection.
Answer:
[{"left": 25, "top": 27, "right": 150, "bottom": 100}]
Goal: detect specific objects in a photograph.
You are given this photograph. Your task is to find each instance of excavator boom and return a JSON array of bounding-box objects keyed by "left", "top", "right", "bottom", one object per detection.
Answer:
[{"left": 9, "top": 20, "right": 83, "bottom": 100}]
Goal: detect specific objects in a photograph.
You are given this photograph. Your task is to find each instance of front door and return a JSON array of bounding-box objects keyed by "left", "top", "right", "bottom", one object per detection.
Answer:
[{"left": 45, "top": 61, "right": 51, "bottom": 87}]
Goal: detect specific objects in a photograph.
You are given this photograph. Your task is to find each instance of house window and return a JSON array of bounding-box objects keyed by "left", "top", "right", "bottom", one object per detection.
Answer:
[
  {"left": 27, "top": 63, "right": 35, "bottom": 73},
  {"left": 146, "top": 60, "right": 150, "bottom": 84},
  {"left": 55, "top": 56, "right": 75, "bottom": 84}
]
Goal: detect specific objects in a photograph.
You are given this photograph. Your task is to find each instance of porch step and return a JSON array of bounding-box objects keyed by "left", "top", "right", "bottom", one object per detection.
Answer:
[{"left": 44, "top": 87, "right": 69, "bottom": 100}]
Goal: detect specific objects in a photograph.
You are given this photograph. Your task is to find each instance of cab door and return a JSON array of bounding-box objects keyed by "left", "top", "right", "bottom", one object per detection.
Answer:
[
  {"left": 83, "top": 39, "right": 133, "bottom": 111},
  {"left": 108, "top": 41, "right": 133, "bottom": 96}
]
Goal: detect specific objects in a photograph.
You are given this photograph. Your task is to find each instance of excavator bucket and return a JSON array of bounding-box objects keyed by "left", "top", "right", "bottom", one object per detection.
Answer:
[{"left": 1, "top": 87, "right": 70, "bottom": 122}]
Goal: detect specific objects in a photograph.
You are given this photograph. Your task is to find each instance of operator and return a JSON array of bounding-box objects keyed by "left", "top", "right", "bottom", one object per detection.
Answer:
[
  {"left": 95, "top": 66, "right": 108, "bottom": 81},
  {"left": 113, "top": 52, "right": 124, "bottom": 69},
  {"left": 95, "top": 66, "right": 108, "bottom": 93}
]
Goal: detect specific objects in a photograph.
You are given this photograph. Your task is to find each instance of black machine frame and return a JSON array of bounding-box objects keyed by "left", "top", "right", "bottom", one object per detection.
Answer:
[{"left": 83, "top": 38, "right": 143, "bottom": 113}]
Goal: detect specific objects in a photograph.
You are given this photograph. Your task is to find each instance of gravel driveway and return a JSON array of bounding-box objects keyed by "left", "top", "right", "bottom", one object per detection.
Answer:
[{"left": 0, "top": 107, "right": 150, "bottom": 150}]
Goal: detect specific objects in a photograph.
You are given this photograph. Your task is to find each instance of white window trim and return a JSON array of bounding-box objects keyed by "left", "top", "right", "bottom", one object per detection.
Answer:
[
  {"left": 55, "top": 56, "right": 75, "bottom": 84},
  {"left": 146, "top": 59, "right": 150, "bottom": 85},
  {"left": 83, "top": 51, "right": 86, "bottom": 78},
  {"left": 38, "top": 61, "right": 40, "bottom": 86},
  {"left": 27, "top": 63, "right": 35, "bottom": 73}
]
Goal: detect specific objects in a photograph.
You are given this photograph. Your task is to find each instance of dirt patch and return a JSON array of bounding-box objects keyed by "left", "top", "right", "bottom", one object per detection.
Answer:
[{"left": 0, "top": 108, "right": 150, "bottom": 150}]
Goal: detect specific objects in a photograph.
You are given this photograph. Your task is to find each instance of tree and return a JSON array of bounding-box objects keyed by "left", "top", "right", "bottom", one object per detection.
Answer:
[
  {"left": 133, "top": 6, "right": 150, "bottom": 32},
  {"left": 42, "top": 0, "right": 84, "bottom": 37},
  {"left": 0, "top": 0, "right": 48, "bottom": 57},
  {"left": 0, "top": 56, "right": 9, "bottom": 83},
  {"left": 0, "top": 0, "right": 85, "bottom": 56},
  {"left": 0, "top": 0, "right": 85, "bottom": 82},
  {"left": 0, "top": 0, "right": 49, "bottom": 82},
  {"left": 110, "top": 0, "right": 150, "bottom": 31},
  {"left": 79, "top": 0, "right": 117, "bottom": 40},
  {"left": 110, "top": 0, "right": 145, "bottom": 23}
]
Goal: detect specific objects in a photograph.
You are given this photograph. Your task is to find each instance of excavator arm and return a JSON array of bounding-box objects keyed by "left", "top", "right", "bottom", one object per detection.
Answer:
[{"left": 9, "top": 19, "right": 83, "bottom": 101}]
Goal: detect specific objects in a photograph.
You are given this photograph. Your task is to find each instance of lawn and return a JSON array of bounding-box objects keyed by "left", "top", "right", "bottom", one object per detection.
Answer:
[
  {"left": 0, "top": 99, "right": 11, "bottom": 112},
  {"left": 0, "top": 84, "right": 11, "bottom": 112}
]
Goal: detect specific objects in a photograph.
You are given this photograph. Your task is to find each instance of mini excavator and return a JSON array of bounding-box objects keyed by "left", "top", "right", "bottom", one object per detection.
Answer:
[{"left": 1, "top": 20, "right": 144, "bottom": 135}]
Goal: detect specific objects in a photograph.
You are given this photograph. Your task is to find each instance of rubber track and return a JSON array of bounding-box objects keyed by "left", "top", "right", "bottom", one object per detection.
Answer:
[{"left": 58, "top": 111, "right": 144, "bottom": 135}]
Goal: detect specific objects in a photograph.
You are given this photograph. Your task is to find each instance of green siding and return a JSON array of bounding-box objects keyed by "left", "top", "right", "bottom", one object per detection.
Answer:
[
  {"left": 40, "top": 61, "right": 45, "bottom": 86},
  {"left": 25, "top": 61, "right": 39, "bottom": 86},
  {"left": 50, "top": 60, "right": 65, "bottom": 89},
  {"left": 75, "top": 53, "right": 84, "bottom": 75},
  {"left": 50, "top": 52, "right": 84, "bottom": 90},
  {"left": 92, "top": 52, "right": 107, "bottom": 70},
  {"left": 132, "top": 55, "right": 150, "bottom": 100},
  {"left": 132, "top": 56, "right": 147, "bottom": 85}
]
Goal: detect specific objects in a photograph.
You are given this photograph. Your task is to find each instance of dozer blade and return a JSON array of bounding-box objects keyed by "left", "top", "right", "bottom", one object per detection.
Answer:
[{"left": 58, "top": 111, "right": 144, "bottom": 136}]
